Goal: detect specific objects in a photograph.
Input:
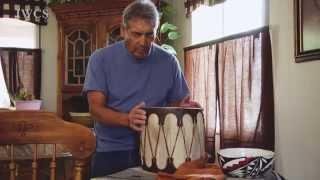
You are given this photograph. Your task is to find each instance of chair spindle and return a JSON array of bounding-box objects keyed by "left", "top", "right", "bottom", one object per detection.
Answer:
[
  {"left": 32, "top": 144, "right": 38, "bottom": 180},
  {"left": 50, "top": 144, "right": 57, "bottom": 180}
]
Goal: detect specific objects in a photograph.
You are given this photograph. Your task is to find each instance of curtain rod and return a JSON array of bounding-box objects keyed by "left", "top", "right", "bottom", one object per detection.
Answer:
[{"left": 184, "top": 26, "right": 269, "bottom": 51}]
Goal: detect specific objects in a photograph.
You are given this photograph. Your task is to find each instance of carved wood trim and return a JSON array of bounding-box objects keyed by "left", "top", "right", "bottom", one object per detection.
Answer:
[
  {"left": 0, "top": 111, "right": 96, "bottom": 160},
  {"left": 0, "top": 111, "right": 95, "bottom": 180},
  {"left": 50, "top": 0, "right": 133, "bottom": 22}
]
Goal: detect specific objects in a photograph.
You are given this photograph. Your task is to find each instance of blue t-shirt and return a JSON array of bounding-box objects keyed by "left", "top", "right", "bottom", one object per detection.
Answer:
[{"left": 83, "top": 41, "right": 189, "bottom": 152}]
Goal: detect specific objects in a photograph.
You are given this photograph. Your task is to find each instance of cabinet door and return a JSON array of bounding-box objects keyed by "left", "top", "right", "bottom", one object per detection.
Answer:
[
  {"left": 59, "top": 24, "right": 95, "bottom": 119},
  {"left": 106, "top": 25, "right": 123, "bottom": 46},
  {"left": 96, "top": 16, "right": 123, "bottom": 48},
  {"left": 62, "top": 24, "right": 96, "bottom": 93}
]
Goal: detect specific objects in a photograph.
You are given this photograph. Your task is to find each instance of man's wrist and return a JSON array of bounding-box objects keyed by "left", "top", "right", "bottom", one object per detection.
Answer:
[{"left": 125, "top": 113, "right": 130, "bottom": 128}]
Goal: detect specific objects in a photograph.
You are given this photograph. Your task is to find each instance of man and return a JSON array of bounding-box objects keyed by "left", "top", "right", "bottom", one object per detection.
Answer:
[{"left": 83, "top": 0, "right": 198, "bottom": 177}]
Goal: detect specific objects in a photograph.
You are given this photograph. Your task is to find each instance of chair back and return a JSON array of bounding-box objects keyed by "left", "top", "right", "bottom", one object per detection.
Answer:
[{"left": 0, "top": 111, "right": 96, "bottom": 180}]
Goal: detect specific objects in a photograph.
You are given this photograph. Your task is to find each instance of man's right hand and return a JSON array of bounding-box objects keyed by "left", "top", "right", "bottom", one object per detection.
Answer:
[{"left": 128, "top": 102, "right": 146, "bottom": 132}]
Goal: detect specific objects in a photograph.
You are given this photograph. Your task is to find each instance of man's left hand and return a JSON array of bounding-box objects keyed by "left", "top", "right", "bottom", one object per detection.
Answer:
[{"left": 179, "top": 96, "right": 202, "bottom": 108}]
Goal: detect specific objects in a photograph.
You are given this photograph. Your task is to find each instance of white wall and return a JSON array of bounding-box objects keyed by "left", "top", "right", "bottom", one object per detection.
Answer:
[
  {"left": 171, "top": 0, "right": 320, "bottom": 179},
  {"left": 269, "top": 0, "right": 320, "bottom": 179},
  {"left": 40, "top": 8, "right": 58, "bottom": 112},
  {"left": 170, "top": 0, "right": 192, "bottom": 69}
]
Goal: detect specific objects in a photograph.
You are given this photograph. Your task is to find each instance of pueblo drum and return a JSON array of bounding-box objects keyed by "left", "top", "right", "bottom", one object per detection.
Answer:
[{"left": 140, "top": 107, "right": 206, "bottom": 173}]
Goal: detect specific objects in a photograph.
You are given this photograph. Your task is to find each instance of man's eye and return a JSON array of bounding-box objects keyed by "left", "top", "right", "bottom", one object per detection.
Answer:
[
  {"left": 146, "top": 32, "right": 154, "bottom": 38},
  {"left": 133, "top": 32, "right": 142, "bottom": 37},
  {"left": 130, "top": 31, "right": 154, "bottom": 38}
]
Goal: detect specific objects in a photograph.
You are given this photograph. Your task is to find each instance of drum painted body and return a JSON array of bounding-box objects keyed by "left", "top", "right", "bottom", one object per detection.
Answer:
[{"left": 140, "top": 107, "right": 206, "bottom": 173}]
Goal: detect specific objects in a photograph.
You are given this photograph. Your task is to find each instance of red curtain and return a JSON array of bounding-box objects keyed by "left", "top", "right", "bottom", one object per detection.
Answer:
[{"left": 184, "top": 28, "right": 274, "bottom": 156}]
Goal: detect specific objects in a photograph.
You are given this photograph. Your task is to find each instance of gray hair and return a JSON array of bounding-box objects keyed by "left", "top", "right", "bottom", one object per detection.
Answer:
[{"left": 122, "top": 0, "right": 159, "bottom": 28}]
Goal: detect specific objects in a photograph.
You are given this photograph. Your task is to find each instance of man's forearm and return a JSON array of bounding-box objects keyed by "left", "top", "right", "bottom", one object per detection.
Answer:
[
  {"left": 168, "top": 96, "right": 188, "bottom": 107},
  {"left": 168, "top": 96, "right": 201, "bottom": 108},
  {"left": 168, "top": 101, "right": 182, "bottom": 107},
  {"left": 89, "top": 104, "right": 129, "bottom": 127}
]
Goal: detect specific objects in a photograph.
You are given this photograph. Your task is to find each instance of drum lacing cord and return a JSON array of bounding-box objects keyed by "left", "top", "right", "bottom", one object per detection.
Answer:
[
  {"left": 141, "top": 125, "right": 147, "bottom": 158},
  {"left": 169, "top": 127, "right": 182, "bottom": 158},
  {"left": 146, "top": 121, "right": 183, "bottom": 162},
  {"left": 189, "top": 122, "right": 196, "bottom": 159},
  {"left": 154, "top": 125, "right": 161, "bottom": 158},
  {"left": 181, "top": 119, "right": 196, "bottom": 159},
  {"left": 160, "top": 124, "right": 186, "bottom": 160},
  {"left": 146, "top": 125, "right": 161, "bottom": 159},
  {"left": 200, "top": 113, "right": 205, "bottom": 156},
  {"left": 181, "top": 126, "right": 189, "bottom": 157},
  {"left": 161, "top": 126, "right": 171, "bottom": 157}
]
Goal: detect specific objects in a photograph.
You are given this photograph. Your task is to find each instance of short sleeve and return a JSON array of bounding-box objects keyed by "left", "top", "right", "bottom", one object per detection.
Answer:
[
  {"left": 167, "top": 56, "right": 190, "bottom": 103},
  {"left": 82, "top": 50, "right": 108, "bottom": 96}
]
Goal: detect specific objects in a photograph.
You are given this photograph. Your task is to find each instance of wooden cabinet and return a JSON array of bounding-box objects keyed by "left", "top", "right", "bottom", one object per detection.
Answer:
[
  {"left": 51, "top": 0, "right": 132, "bottom": 118},
  {"left": 51, "top": 0, "right": 159, "bottom": 119}
]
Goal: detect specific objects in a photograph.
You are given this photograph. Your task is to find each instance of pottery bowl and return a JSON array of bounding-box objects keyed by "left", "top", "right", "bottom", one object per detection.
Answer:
[{"left": 217, "top": 148, "right": 274, "bottom": 178}]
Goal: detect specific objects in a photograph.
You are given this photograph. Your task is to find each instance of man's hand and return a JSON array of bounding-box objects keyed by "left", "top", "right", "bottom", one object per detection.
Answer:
[
  {"left": 128, "top": 102, "right": 146, "bottom": 132},
  {"left": 179, "top": 96, "right": 201, "bottom": 108}
]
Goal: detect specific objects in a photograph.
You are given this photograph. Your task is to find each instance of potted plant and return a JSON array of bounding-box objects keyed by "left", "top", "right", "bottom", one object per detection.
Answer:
[
  {"left": 13, "top": 89, "right": 42, "bottom": 110},
  {"left": 157, "top": 1, "right": 180, "bottom": 55}
]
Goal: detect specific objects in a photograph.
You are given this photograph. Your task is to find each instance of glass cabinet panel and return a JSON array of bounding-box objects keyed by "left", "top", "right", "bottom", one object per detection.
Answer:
[
  {"left": 65, "top": 30, "right": 92, "bottom": 85},
  {"left": 107, "top": 27, "right": 122, "bottom": 46}
]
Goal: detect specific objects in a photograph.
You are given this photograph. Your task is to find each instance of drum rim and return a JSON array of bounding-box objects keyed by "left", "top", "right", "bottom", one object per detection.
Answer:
[{"left": 143, "top": 106, "right": 203, "bottom": 111}]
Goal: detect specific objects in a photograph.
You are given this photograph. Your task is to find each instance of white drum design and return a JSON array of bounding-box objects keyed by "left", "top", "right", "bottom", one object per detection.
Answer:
[{"left": 140, "top": 107, "right": 206, "bottom": 173}]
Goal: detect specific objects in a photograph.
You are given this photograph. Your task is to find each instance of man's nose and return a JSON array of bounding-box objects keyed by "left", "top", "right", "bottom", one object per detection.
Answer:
[{"left": 138, "top": 35, "right": 148, "bottom": 46}]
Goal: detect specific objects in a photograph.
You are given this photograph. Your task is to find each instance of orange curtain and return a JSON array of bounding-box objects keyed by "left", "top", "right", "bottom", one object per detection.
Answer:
[
  {"left": 184, "top": 28, "right": 274, "bottom": 155},
  {"left": 185, "top": 45, "right": 218, "bottom": 161},
  {"left": 217, "top": 31, "right": 274, "bottom": 150}
]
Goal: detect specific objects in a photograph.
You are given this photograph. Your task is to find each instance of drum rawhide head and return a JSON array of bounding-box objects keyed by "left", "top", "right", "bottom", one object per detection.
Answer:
[{"left": 140, "top": 106, "right": 206, "bottom": 174}]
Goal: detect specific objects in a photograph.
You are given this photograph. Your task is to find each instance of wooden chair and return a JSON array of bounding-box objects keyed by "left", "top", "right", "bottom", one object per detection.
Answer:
[{"left": 0, "top": 111, "right": 96, "bottom": 180}]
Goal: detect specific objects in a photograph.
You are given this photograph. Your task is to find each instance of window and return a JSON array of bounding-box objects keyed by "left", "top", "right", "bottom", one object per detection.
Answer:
[
  {"left": 0, "top": 18, "right": 40, "bottom": 108},
  {"left": 191, "top": 0, "right": 267, "bottom": 44},
  {"left": 0, "top": 59, "right": 10, "bottom": 108},
  {"left": 0, "top": 18, "right": 39, "bottom": 49},
  {"left": 188, "top": 1, "right": 270, "bottom": 156}
]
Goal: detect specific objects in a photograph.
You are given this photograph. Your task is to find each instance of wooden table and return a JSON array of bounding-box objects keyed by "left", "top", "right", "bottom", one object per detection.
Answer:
[{"left": 91, "top": 167, "right": 284, "bottom": 180}]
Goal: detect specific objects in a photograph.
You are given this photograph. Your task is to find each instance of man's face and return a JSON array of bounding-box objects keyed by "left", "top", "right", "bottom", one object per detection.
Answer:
[{"left": 124, "top": 18, "right": 157, "bottom": 59}]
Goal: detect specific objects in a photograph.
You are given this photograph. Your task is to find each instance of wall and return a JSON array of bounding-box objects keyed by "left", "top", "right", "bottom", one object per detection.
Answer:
[
  {"left": 171, "top": 0, "right": 320, "bottom": 179},
  {"left": 269, "top": 0, "right": 320, "bottom": 179},
  {"left": 40, "top": 8, "right": 58, "bottom": 112},
  {"left": 170, "top": 1, "right": 192, "bottom": 69}
]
